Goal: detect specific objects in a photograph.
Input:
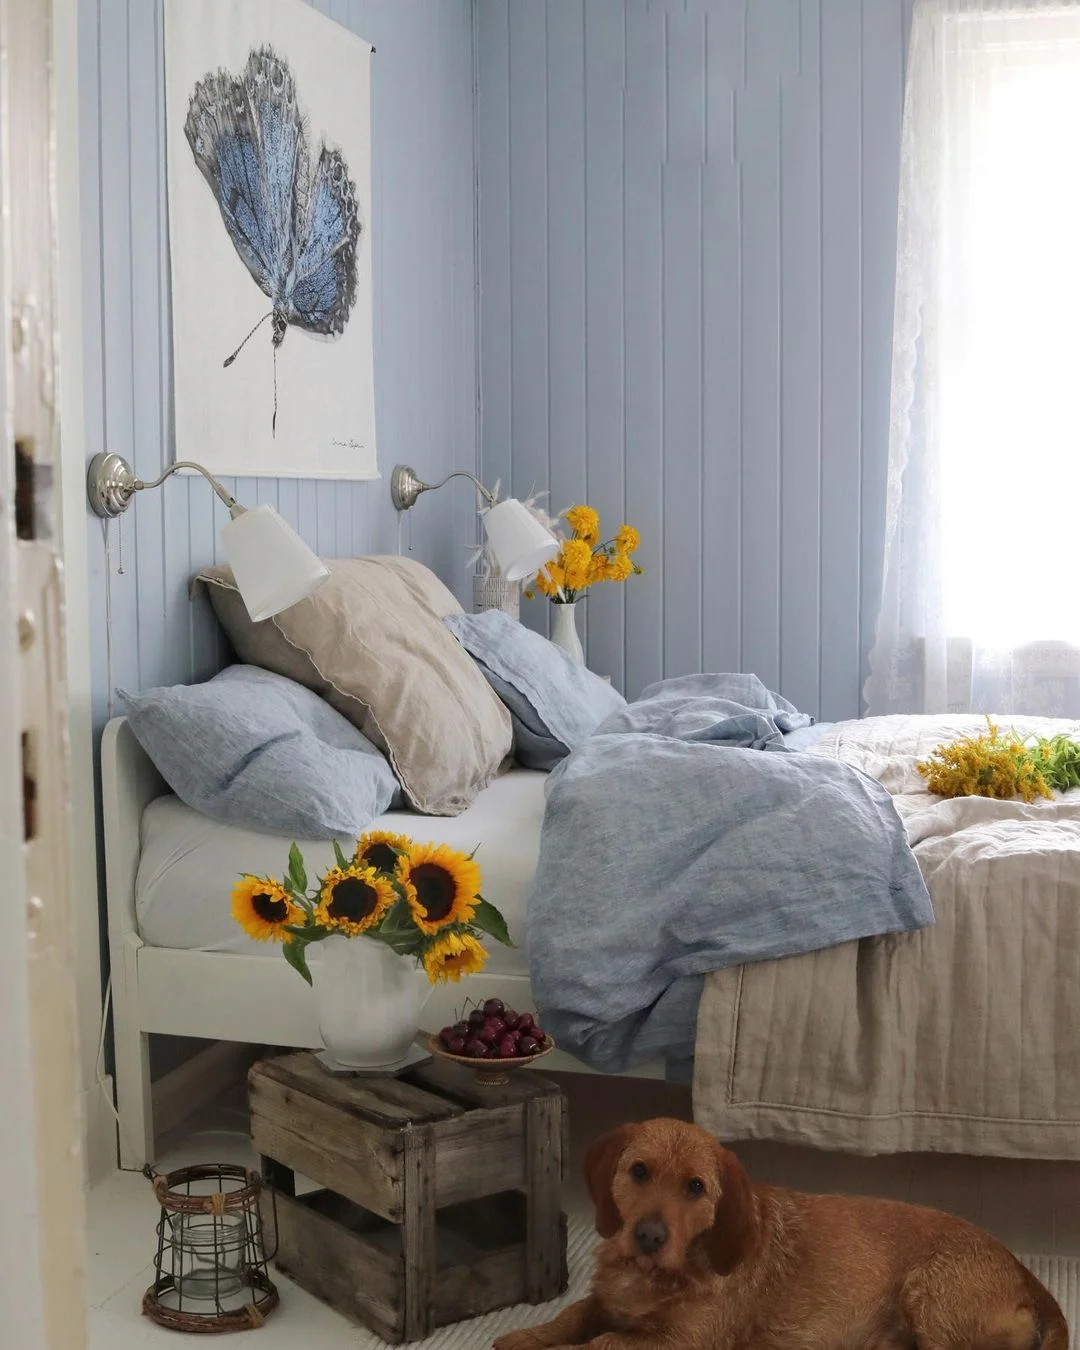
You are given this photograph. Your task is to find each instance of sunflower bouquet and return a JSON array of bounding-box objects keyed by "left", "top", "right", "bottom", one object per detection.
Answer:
[
  {"left": 526, "top": 504, "right": 643, "bottom": 604},
  {"left": 231, "top": 831, "right": 513, "bottom": 986}
]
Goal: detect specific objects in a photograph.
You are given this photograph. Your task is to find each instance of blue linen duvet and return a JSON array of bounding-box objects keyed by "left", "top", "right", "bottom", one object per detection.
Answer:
[{"left": 526, "top": 673, "right": 933, "bottom": 1074}]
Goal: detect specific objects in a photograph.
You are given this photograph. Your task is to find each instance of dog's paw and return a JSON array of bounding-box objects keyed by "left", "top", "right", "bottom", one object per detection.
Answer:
[{"left": 492, "top": 1332, "right": 544, "bottom": 1350}]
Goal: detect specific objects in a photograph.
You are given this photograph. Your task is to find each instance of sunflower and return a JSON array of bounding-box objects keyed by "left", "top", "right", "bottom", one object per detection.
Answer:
[
  {"left": 315, "top": 865, "right": 395, "bottom": 935},
  {"left": 421, "top": 931, "right": 488, "bottom": 983},
  {"left": 354, "top": 830, "right": 412, "bottom": 875},
  {"left": 396, "top": 842, "right": 481, "bottom": 934},
  {"left": 231, "top": 876, "right": 302, "bottom": 943}
]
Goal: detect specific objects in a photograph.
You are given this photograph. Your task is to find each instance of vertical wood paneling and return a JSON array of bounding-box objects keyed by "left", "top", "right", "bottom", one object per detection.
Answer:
[
  {"left": 507, "top": 2, "right": 550, "bottom": 632},
  {"left": 819, "top": 0, "right": 865, "bottom": 719},
  {"left": 779, "top": 2, "right": 823, "bottom": 715},
  {"left": 545, "top": 0, "right": 587, "bottom": 552},
  {"left": 858, "top": 0, "right": 905, "bottom": 704},
  {"left": 736, "top": 67, "right": 783, "bottom": 688},
  {"left": 476, "top": 1, "right": 512, "bottom": 520},
  {"left": 622, "top": 2, "right": 666, "bottom": 698},
  {"left": 478, "top": 0, "right": 910, "bottom": 715},
  {"left": 583, "top": 2, "right": 627, "bottom": 691},
  {"left": 82, "top": 0, "right": 478, "bottom": 727}
]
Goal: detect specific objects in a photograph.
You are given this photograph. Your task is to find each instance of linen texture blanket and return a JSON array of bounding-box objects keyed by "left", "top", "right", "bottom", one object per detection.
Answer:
[
  {"left": 527, "top": 675, "right": 933, "bottom": 1073},
  {"left": 693, "top": 713, "right": 1080, "bottom": 1158}
]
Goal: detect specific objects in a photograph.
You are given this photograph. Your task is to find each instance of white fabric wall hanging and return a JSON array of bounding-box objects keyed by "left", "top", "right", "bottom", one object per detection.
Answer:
[{"left": 164, "top": 0, "right": 377, "bottom": 479}]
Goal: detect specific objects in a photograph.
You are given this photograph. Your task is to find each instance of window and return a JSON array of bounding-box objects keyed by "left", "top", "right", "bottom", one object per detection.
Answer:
[{"left": 940, "top": 12, "right": 1080, "bottom": 643}]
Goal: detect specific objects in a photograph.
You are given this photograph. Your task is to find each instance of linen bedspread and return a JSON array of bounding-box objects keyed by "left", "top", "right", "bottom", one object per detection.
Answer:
[
  {"left": 694, "top": 713, "right": 1080, "bottom": 1159},
  {"left": 527, "top": 677, "right": 933, "bottom": 1074}
]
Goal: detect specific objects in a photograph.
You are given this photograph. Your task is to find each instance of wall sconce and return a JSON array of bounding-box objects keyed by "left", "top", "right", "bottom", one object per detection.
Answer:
[
  {"left": 87, "top": 452, "right": 329, "bottom": 622},
  {"left": 391, "top": 464, "right": 559, "bottom": 582}
]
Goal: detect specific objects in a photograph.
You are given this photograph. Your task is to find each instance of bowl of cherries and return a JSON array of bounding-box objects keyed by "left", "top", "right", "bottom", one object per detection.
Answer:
[{"left": 419, "top": 999, "right": 553, "bottom": 1085}]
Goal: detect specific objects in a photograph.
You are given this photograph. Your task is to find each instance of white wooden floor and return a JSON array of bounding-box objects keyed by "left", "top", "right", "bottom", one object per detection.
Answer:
[{"left": 84, "top": 1072, "right": 1080, "bottom": 1349}]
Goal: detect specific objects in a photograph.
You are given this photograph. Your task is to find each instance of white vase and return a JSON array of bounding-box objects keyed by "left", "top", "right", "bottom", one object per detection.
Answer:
[
  {"left": 550, "top": 601, "right": 584, "bottom": 664},
  {"left": 310, "top": 936, "right": 432, "bottom": 1069}
]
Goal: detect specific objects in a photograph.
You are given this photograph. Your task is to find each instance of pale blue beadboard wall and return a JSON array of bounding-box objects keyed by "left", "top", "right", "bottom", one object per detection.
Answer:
[
  {"left": 476, "top": 0, "right": 912, "bottom": 719},
  {"left": 80, "top": 0, "right": 479, "bottom": 731}
]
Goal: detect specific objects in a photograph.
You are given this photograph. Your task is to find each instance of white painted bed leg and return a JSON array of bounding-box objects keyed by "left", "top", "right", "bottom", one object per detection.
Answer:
[
  {"left": 111, "top": 934, "right": 153, "bottom": 1170},
  {"left": 114, "top": 1024, "right": 153, "bottom": 1171}
]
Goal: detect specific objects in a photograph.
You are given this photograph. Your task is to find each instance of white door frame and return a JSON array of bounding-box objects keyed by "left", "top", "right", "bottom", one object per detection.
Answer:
[
  {"left": 0, "top": 4, "right": 54, "bottom": 1340},
  {"left": 0, "top": 0, "right": 88, "bottom": 1342},
  {"left": 53, "top": 0, "right": 113, "bottom": 1186}
]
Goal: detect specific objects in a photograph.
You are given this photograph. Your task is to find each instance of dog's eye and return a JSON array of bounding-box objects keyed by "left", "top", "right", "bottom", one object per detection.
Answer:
[
  {"left": 687, "top": 1177, "right": 706, "bottom": 1198},
  {"left": 630, "top": 1161, "right": 649, "bottom": 1182}
]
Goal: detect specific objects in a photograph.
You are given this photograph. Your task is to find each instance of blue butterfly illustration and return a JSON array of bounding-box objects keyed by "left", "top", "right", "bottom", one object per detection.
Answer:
[{"left": 184, "top": 46, "right": 360, "bottom": 435}]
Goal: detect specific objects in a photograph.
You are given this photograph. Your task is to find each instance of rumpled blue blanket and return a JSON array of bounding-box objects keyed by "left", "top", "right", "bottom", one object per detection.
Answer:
[{"left": 526, "top": 674, "right": 934, "bottom": 1074}]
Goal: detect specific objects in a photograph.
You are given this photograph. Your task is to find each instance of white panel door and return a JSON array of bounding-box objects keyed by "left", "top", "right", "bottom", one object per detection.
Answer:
[{"left": 0, "top": 0, "right": 88, "bottom": 1343}]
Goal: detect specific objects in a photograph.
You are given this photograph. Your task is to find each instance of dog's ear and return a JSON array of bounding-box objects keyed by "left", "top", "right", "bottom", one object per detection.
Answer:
[
  {"left": 704, "top": 1144, "right": 758, "bottom": 1275},
  {"left": 583, "top": 1124, "right": 638, "bottom": 1239}
]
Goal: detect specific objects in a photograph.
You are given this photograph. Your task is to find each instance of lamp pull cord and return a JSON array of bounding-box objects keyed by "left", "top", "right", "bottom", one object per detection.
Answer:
[{"left": 102, "top": 518, "right": 115, "bottom": 722}]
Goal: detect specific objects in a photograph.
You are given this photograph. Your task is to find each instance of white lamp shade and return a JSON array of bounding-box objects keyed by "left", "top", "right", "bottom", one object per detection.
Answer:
[
  {"left": 482, "top": 498, "right": 560, "bottom": 582},
  {"left": 219, "top": 504, "right": 330, "bottom": 621}
]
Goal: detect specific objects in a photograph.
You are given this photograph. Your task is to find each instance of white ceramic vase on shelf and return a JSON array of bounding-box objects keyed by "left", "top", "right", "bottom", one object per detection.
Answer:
[
  {"left": 310, "top": 936, "right": 432, "bottom": 1070},
  {"left": 550, "top": 601, "right": 584, "bottom": 664}
]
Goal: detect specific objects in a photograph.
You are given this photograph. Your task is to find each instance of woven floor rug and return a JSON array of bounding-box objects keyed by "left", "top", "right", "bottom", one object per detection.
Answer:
[{"left": 343, "top": 1217, "right": 1077, "bottom": 1350}]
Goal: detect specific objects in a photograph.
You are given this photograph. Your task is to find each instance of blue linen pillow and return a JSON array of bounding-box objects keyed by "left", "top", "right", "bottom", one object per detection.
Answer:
[
  {"left": 444, "top": 609, "right": 626, "bottom": 770},
  {"left": 120, "top": 665, "right": 402, "bottom": 838}
]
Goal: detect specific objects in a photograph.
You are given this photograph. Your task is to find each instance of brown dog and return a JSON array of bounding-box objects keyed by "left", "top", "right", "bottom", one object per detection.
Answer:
[{"left": 494, "top": 1118, "right": 1069, "bottom": 1350}]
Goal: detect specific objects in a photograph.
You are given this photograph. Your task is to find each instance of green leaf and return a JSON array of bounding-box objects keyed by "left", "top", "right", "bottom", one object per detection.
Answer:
[
  {"left": 379, "top": 898, "right": 418, "bottom": 935},
  {"left": 332, "top": 839, "right": 349, "bottom": 870},
  {"left": 285, "top": 924, "right": 331, "bottom": 943},
  {"left": 282, "top": 939, "right": 313, "bottom": 986},
  {"left": 470, "top": 897, "right": 515, "bottom": 948},
  {"left": 372, "top": 928, "right": 426, "bottom": 957},
  {"left": 287, "top": 843, "right": 308, "bottom": 894}
]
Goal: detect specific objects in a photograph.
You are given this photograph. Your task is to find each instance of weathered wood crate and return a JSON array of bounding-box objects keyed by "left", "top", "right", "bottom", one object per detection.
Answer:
[{"left": 249, "top": 1052, "right": 568, "bottom": 1344}]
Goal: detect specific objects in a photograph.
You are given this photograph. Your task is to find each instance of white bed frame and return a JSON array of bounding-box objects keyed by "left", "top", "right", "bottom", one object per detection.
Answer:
[{"left": 101, "top": 717, "right": 663, "bottom": 1169}]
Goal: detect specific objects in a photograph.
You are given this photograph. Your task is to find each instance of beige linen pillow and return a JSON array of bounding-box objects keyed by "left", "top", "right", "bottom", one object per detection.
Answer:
[{"left": 195, "top": 555, "right": 512, "bottom": 815}]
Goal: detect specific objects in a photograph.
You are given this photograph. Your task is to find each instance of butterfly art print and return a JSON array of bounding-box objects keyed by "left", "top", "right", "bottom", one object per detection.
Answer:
[
  {"left": 184, "top": 46, "right": 360, "bottom": 435},
  {"left": 165, "top": 0, "right": 377, "bottom": 477}
]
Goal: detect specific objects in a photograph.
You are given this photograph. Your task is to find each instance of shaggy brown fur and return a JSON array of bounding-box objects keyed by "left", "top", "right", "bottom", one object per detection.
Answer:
[{"left": 494, "top": 1117, "right": 1069, "bottom": 1350}]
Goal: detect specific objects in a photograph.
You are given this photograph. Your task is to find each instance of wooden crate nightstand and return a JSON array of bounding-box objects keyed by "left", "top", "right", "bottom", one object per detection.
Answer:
[{"left": 248, "top": 1052, "right": 568, "bottom": 1344}]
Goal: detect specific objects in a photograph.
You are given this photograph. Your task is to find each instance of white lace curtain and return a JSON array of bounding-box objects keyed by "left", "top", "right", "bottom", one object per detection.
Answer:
[{"left": 864, "top": 0, "right": 1080, "bottom": 718}]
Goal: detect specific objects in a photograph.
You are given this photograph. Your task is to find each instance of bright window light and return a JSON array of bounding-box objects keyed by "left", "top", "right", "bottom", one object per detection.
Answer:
[{"left": 940, "top": 20, "right": 1080, "bottom": 643}]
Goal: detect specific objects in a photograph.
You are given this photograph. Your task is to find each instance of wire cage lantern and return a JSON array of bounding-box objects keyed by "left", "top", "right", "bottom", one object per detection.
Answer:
[{"left": 143, "top": 1164, "right": 279, "bottom": 1333}]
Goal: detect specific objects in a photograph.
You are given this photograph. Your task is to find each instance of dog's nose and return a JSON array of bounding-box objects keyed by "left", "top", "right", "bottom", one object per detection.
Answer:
[{"left": 634, "top": 1215, "right": 668, "bottom": 1255}]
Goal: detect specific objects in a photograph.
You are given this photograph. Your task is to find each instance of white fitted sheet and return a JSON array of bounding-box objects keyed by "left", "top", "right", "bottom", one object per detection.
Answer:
[{"left": 135, "top": 768, "right": 547, "bottom": 977}]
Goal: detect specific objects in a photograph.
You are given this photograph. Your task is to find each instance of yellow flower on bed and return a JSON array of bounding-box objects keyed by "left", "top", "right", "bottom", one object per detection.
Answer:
[
  {"left": 421, "top": 931, "right": 488, "bottom": 983},
  {"left": 353, "top": 830, "right": 412, "bottom": 875},
  {"left": 916, "top": 719, "right": 1052, "bottom": 803},
  {"left": 231, "top": 876, "right": 302, "bottom": 943},
  {"left": 396, "top": 842, "right": 481, "bottom": 934},
  {"left": 315, "top": 865, "right": 396, "bottom": 935}
]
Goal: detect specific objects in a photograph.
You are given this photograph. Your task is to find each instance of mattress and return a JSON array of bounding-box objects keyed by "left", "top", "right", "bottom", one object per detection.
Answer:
[{"left": 135, "top": 767, "right": 548, "bottom": 978}]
